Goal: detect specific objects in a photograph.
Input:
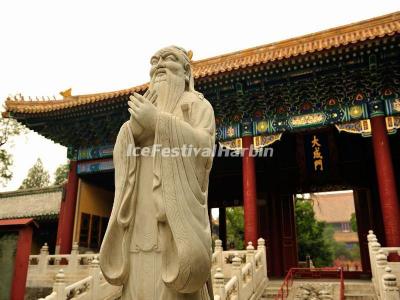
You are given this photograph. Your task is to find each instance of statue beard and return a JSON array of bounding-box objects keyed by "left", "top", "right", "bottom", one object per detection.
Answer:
[{"left": 149, "top": 71, "right": 185, "bottom": 113}]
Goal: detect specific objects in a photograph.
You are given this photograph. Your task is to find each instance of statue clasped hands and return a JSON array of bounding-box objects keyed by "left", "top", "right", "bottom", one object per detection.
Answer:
[{"left": 128, "top": 91, "right": 158, "bottom": 133}]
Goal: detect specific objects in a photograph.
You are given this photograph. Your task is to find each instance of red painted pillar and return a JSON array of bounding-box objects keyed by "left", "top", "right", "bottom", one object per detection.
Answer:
[
  {"left": 55, "top": 195, "right": 66, "bottom": 254},
  {"left": 12, "top": 225, "right": 33, "bottom": 300},
  {"left": 242, "top": 136, "right": 258, "bottom": 246},
  {"left": 56, "top": 160, "right": 79, "bottom": 254},
  {"left": 371, "top": 116, "right": 400, "bottom": 247}
]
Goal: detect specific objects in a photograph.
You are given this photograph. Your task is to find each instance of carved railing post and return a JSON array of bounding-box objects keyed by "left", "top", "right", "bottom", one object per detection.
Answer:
[
  {"left": 367, "top": 230, "right": 381, "bottom": 295},
  {"left": 376, "top": 249, "right": 389, "bottom": 296},
  {"left": 246, "top": 241, "right": 255, "bottom": 263},
  {"left": 369, "top": 232, "right": 381, "bottom": 267},
  {"left": 39, "top": 243, "right": 49, "bottom": 274},
  {"left": 213, "top": 268, "right": 225, "bottom": 300},
  {"left": 90, "top": 256, "right": 100, "bottom": 300},
  {"left": 367, "top": 230, "right": 376, "bottom": 243},
  {"left": 67, "top": 242, "right": 79, "bottom": 273},
  {"left": 215, "top": 239, "right": 224, "bottom": 268},
  {"left": 258, "top": 238, "right": 267, "bottom": 278},
  {"left": 246, "top": 241, "right": 255, "bottom": 292},
  {"left": 382, "top": 267, "right": 400, "bottom": 300},
  {"left": 215, "top": 239, "right": 223, "bottom": 252},
  {"left": 232, "top": 252, "right": 242, "bottom": 298},
  {"left": 52, "top": 269, "right": 66, "bottom": 299}
]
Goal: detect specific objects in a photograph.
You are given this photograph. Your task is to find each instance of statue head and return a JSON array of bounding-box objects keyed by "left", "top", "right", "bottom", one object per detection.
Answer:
[
  {"left": 149, "top": 46, "right": 193, "bottom": 90},
  {"left": 149, "top": 46, "right": 194, "bottom": 111}
]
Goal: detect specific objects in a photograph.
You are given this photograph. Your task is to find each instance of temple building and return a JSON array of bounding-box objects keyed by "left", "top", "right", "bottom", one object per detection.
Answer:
[
  {"left": 313, "top": 191, "right": 359, "bottom": 247},
  {"left": 0, "top": 186, "right": 62, "bottom": 253},
  {"left": 3, "top": 12, "right": 400, "bottom": 280},
  {"left": 312, "top": 191, "right": 362, "bottom": 270}
]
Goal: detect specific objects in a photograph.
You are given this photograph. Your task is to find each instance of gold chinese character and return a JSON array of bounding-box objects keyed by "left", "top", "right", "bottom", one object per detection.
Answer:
[
  {"left": 314, "top": 159, "right": 323, "bottom": 171},
  {"left": 313, "top": 147, "right": 323, "bottom": 160},
  {"left": 311, "top": 135, "right": 321, "bottom": 147}
]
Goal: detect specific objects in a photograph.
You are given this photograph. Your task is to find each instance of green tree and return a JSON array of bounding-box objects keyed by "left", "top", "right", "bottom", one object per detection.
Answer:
[
  {"left": 295, "top": 197, "right": 333, "bottom": 267},
  {"left": 0, "top": 149, "right": 12, "bottom": 186},
  {"left": 226, "top": 207, "right": 244, "bottom": 250},
  {"left": 53, "top": 163, "right": 69, "bottom": 185},
  {"left": 323, "top": 224, "right": 359, "bottom": 261},
  {"left": 0, "top": 117, "right": 26, "bottom": 186},
  {"left": 323, "top": 225, "right": 348, "bottom": 258},
  {"left": 349, "top": 244, "right": 361, "bottom": 261},
  {"left": 350, "top": 212, "right": 357, "bottom": 232},
  {"left": 19, "top": 158, "right": 50, "bottom": 189}
]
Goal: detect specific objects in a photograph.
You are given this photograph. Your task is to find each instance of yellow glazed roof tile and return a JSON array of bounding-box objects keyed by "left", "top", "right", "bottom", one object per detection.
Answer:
[{"left": 4, "top": 12, "right": 400, "bottom": 115}]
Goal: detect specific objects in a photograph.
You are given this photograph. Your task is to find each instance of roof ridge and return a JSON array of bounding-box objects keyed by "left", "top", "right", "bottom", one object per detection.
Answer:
[
  {"left": 193, "top": 11, "right": 400, "bottom": 66},
  {"left": 0, "top": 185, "right": 64, "bottom": 198},
  {"left": 4, "top": 11, "right": 400, "bottom": 114},
  {"left": 5, "top": 83, "right": 148, "bottom": 104}
]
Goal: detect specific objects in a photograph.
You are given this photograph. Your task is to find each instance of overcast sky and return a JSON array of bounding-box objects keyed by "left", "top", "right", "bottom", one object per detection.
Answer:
[{"left": 1, "top": 0, "right": 399, "bottom": 191}]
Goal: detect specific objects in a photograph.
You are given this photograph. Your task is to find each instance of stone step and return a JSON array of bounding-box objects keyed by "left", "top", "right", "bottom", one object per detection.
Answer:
[
  {"left": 261, "top": 287, "right": 283, "bottom": 300},
  {"left": 344, "top": 296, "right": 377, "bottom": 300},
  {"left": 261, "top": 280, "right": 378, "bottom": 300},
  {"left": 260, "top": 293, "right": 377, "bottom": 300},
  {"left": 344, "top": 290, "right": 376, "bottom": 295},
  {"left": 262, "top": 279, "right": 283, "bottom": 298},
  {"left": 343, "top": 282, "right": 377, "bottom": 299},
  {"left": 344, "top": 283, "right": 375, "bottom": 289}
]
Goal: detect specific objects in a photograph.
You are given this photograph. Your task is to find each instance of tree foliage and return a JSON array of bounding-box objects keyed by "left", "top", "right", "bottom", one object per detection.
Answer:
[
  {"left": 296, "top": 196, "right": 361, "bottom": 267},
  {"left": 0, "top": 149, "right": 12, "bottom": 186},
  {"left": 323, "top": 224, "right": 360, "bottom": 261},
  {"left": 295, "top": 197, "right": 333, "bottom": 267},
  {"left": 350, "top": 212, "right": 358, "bottom": 232},
  {"left": 0, "top": 117, "right": 24, "bottom": 147},
  {"left": 19, "top": 158, "right": 50, "bottom": 189},
  {"left": 53, "top": 163, "right": 69, "bottom": 186},
  {"left": 226, "top": 206, "right": 245, "bottom": 250},
  {"left": 0, "top": 117, "right": 26, "bottom": 186}
]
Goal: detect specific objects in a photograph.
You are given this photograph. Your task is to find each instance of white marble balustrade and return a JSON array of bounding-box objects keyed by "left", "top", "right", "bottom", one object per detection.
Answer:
[
  {"left": 37, "top": 257, "right": 121, "bottom": 300},
  {"left": 27, "top": 242, "right": 97, "bottom": 287},
  {"left": 367, "top": 230, "right": 400, "bottom": 300},
  {"left": 212, "top": 238, "right": 268, "bottom": 300},
  {"left": 31, "top": 238, "right": 268, "bottom": 300}
]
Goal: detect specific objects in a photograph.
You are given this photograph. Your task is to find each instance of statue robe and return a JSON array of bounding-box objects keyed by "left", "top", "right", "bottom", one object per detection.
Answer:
[{"left": 99, "top": 91, "right": 215, "bottom": 299}]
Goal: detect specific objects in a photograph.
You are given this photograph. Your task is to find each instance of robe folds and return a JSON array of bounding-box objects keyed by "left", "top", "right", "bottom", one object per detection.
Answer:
[{"left": 99, "top": 92, "right": 215, "bottom": 297}]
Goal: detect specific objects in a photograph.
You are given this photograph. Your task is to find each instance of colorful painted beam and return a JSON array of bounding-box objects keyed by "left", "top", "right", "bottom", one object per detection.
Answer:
[{"left": 76, "top": 159, "right": 114, "bottom": 174}]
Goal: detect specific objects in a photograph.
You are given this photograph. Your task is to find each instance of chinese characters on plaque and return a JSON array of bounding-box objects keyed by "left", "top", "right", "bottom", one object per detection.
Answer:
[{"left": 311, "top": 135, "right": 324, "bottom": 171}]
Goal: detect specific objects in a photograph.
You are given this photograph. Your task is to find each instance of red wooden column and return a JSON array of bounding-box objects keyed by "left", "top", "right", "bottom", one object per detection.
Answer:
[
  {"left": 56, "top": 160, "right": 79, "bottom": 254},
  {"left": 12, "top": 225, "right": 34, "bottom": 300},
  {"left": 371, "top": 116, "right": 400, "bottom": 247},
  {"left": 242, "top": 136, "right": 258, "bottom": 246},
  {"left": 0, "top": 218, "right": 37, "bottom": 300}
]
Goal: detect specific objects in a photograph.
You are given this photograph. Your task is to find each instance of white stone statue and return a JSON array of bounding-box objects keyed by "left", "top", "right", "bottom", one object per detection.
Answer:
[{"left": 99, "top": 46, "right": 215, "bottom": 300}]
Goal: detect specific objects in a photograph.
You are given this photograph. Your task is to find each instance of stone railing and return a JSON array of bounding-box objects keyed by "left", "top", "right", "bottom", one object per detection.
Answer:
[
  {"left": 38, "top": 257, "right": 121, "bottom": 300},
  {"left": 27, "top": 243, "right": 97, "bottom": 287},
  {"left": 212, "top": 238, "right": 268, "bottom": 300},
  {"left": 367, "top": 230, "right": 400, "bottom": 299},
  {"left": 32, "top": 238, "right": 268, "bottom": 300}
]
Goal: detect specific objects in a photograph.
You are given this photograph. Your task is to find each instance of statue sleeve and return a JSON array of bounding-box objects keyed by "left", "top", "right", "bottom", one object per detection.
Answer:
[
  {"left": 153, "top": 98, "right": 215, "bottom": 293},
  {"left": 100, "top": 121, "right": 138, "bottom": 285}
]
